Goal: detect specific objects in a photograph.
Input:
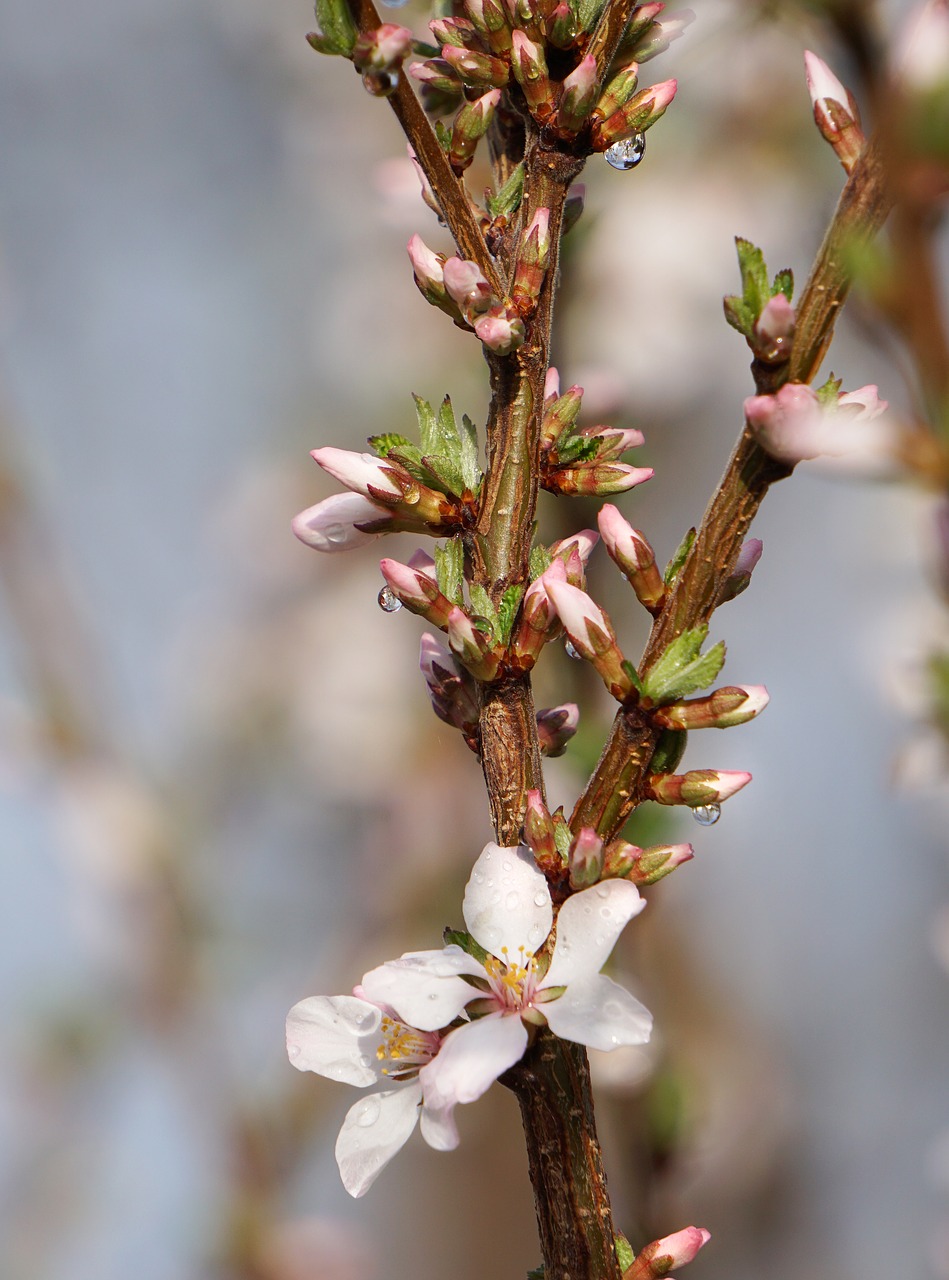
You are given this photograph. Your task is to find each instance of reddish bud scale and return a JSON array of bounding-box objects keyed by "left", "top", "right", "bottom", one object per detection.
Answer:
[
  {"left": 547, "top": 2, "right": 579, "bottom": 49},
  {"left": 510, "top": 31, "right": 554, "bottom": 114},
  {"left": 542, "top": 462, "right": 654, "bottom": 496},
  {"left": 541, "top": 385, "right": 583, "bottom": 448},
  {"left": 592, "top": 78, "right": 677, "bottom": 148},
  {"left": 646, "top": 769, "right": 752, "bottom": 806},
  {"left": 523, "top": 790, "right": 562, "bottom": 876},
  {"left": 449, "top": 90, "right": 500, "bottom": 173},
  {"left": 594, "top": 61, "right": 640, "bottom": 121},
  {"left": 652, "top": 685, "right": 770, "bottom": 731}
]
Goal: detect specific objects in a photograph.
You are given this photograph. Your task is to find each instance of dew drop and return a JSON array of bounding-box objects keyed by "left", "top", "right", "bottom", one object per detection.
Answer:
[
  {"left": 354, "top": 1096, "right": 382, "bottom": 1127},
  {"left": 359, "top": 1054, "right": 373, "bottom": 1068},
  {"left": 599, "top": 905, "right": 613, "bottom": 919},
  {"left": 605, "top": 132, "right": 645, "bottom": 171},
  {"left": 565, "top": 640, "right": 582, "bottom": 660},
  {"left": 533, "top": 892, "right": 548, "bottom": 908},
  {"left": 288, "top": 1044, "right": 301, "bottom": 1060},
  {"left": 603, "top": 1000, "right": 623, "bottom": 1018},
  {"left": 594, "top": 884, "right": 610, "bottom": 899},
  {"left": 428, "top": 992, "right": 439, "bottom": 1001},
  {"left": 322, "top": 523, "right": 348, "bottom": 547},
  {"left": 505, "top": 890, "right": 521, "bottom": 910},
  {"left": 377, "top": 585, "right": 403, "bottom": 613},
  {"left": 692, "top": 802, "right": 722, "bottom": 826},
  {"left": 379, "top": 0, "right": 409, "bottom": 7},
  {"left": 472, "top": 870, "right": 485, "bottom": 884}
]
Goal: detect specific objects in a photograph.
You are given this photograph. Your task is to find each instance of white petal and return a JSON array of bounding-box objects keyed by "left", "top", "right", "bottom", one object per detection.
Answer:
[
  {"left": 541, "top": 973, "right": 652, "bottom": 1051},
  {"left": 543, "top": 880, "right": 645, "bottom": 989},
  {"left": 420, "top": 1013, "right": 528, "bottom": 1108},
  {"left": 335, "top": 1081, "right": 421, "bottom": 1198},
  {"left": 419, "top": 1101, "right": 460, "bottom": 1151},
  {"left": 286, "top": 995, "right": 383, "bottom": 1086},
  {"left": 462, "top": 843, "right": 552, "bottom": 959},
  {"left": 360, "top": 949, "right": 482, "bottom": 1032},
  {"left": 291, "top": 493, "right": 388, "bottom": 552}
]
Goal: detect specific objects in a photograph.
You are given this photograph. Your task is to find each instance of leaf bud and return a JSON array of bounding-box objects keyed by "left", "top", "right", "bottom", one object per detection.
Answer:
[{"left": 652, "top": 684, "right": 770, "bottom": 731}]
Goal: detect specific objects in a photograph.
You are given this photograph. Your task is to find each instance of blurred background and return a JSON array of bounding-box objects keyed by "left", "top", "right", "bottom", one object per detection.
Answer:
[{"left": 1, "top": 0, "right": 948, "bottom": 1277}]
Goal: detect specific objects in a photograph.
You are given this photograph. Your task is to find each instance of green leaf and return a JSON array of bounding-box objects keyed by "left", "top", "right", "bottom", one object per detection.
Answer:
[
  {"left": 414, "top": 395, "right": 439, "bottom": 457},
  {"left": 369, "top": 432, "right": 416, "bottom": 459},
  {"left": 458, "top": 414, "right": 482, "bottom": 491},
  {"left": 723, "top": 294, "right": 754, "bottom": 337},
  {"left": 816, "top": 373, "right": 842, "bottom": 405},
  {"left": 553, "top": 428, "right": 601, "bottom": 465},
  {"left": 576, "top": 0, "right": 607, "bottom": 32},
  {"left": 615, "top": 1235, "right": 635, "bottom": 1272},
  {"left": 434, "top": 119, "right": 452, "bottom": 152},
  {"left": 311, "top": 0, "right": 357, "bottom": 55},
  {"left": 421, "top": 452, "right": 466, "bottom": 500},
  {"left": 771, "top": 267, "right": 794, "bottom": 302},
  {"left": 529, "top": 543, "right": 553, "bottom": 580},
  {"left": 435, "top": 539, "right": 465, "bottom": 606},
  {"left": 469, "top": 583, "right": 499, "bottom": 637},
  {"left": 443, "top": 927, "right": 489, "bottom": 966},
  {"left": 386, "top": 447, "right": 445, "bottom": 493},
  {"left": 487, "top": 163, "right": 525, "bottom": 220},
  {"left": 735, "top": 236, "right": 770, "bottom": 319},
  {"left": 553, "top": 819, "right": 572, "bottom": 861},
  {"left": 664, "top": 527, "right": 695, "bottom": 586},
  {"left": 497, "top": 584, "right": 525, "bottom": 643},
  {"left": 642, "top": 626, "right": 726, "bottom": 703}
]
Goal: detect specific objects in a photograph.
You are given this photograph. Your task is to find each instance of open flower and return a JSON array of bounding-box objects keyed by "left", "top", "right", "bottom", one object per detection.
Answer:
[
  {"left": 361, "top": 843, "right": 652, "bottom": 1114},
  {"left": 286, "top": 993, "right": 458, "bottom": 1197}
]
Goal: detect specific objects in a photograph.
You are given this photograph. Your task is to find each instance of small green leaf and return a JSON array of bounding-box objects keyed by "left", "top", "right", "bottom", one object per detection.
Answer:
[
  {"left": 664, "top": 527, "right": 695, "bottom": 586},
  {"left": 735, "top": 236, "right": 770, "bottom": 319},
  {"left": 434, "top": 119, "right": 452, "bottom": 151},
  {"left": 615, "top": 1235, "right": 635, "bottom": 1272},
  {"left": 497, "top": 584, "right": 525, "bottom": 643},
  {"left": 529, "top": 544, "right": 553, "bottom": 580},
  {"left": 553, "top": 819, "right": 572, "bottom": 860},
  {"left": 576, "top": 0, "right": 607, "bottom": 32},
  {"left": 622, "top": 659, "right": 644, "bottom": 699},
  {"left": 469, "top": 583, "right": 499, "bottom": 637},
  {"left": 649, "top": 728, "right": 687, "bottom": 774},
  {"left": 312, "top": 0, "right": 357, "bottom": 56},
  {"left": 642, "top": 626, "right": 726, "bottom": 703},
  {"left": 443, "top": 927, "right": 490, "bottom": 966},
  {"left": 414, "top": 395, "right": 438, "bottom": 457},
  {"left": 816, "top": 373, "right": 842, "bottom": 405},
  {"left": 435, "top": 539, "right": 465, "bottom": 605},
  {"left": 771, "top": 267, "right": 794, "bottom": 302},
  {"left": 723, "top": 294, "right": 754, "bottom": 337},
  {"left": 369, "top": 432, "right": 416, "bottom": 459},
  {"left": 487, "top": 163, "right": 525, "bottom": 220},
  {"left": 421, "top": 452, "right": 466, "bottom": 499},
  {"left": 553, "top": 429, "right": 601, "bottom": 465},
  {"left": 458, "top": 414, "right": 482, "bottom": 491}
]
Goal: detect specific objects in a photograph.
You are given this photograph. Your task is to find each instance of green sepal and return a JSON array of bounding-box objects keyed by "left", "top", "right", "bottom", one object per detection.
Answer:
[
  {"left": 369, "top": 432, "right": 415, "bottom": 459},
  {"left": 529, "top": 543, "right": 553, "bottom": 580},
  {"left": 412, "top": 39, "right": 442, "bottom": 58},
  {"left": 435, "top": 538, "right": 465, "bottom": 606},
  {"left": 487, "top": 163, "right": 525, "bottom": 220},
  {"left": 553, "top": 816, "right": 572, "bottom": 861},
  {"left": 815, "top": 373, "right": 843, "bottom": 405},
  {"left": 622, "top": 659, "right": 644, "bottom": 699},
  {"left": 771, "top": 267, "right": 794, "bottom": 302},
  {"left": 497, "top": 584, "right": 526, "bottom": 643},
  {"left": 443, "top": 927, "right": 490, "bottom": 966},
  {"left": 552, "top": 428, "right": 602, "bottom": 465},
  {"left": 576, "top": 0, "right": 607, "bottom": 32},
  {"left": 434, "top": 119, "right": 453, "bottom": 152},
  {"left": 469, "top": 583, "right": 500, "bottom": 638},
  {"left": 310, "top": 0, "right": 357, "bottom": 56},
  {"left": 664, "top": 527, "right": 695, "bottom": 586},
  {"left": 615, "top": 1235, "right": 635, "bottom": 1272},
  {"left": 641, "top": 625, "right": 726, "bottom": 703},
  {"left": 649, "top": 728, "right": 687, "bottom": 775},
  {"left": 306, "top": 30, "right": 344, "bottom": 56}
]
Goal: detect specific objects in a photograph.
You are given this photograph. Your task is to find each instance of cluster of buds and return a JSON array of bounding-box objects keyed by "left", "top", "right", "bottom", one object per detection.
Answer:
[
  {"left": 540, "top": 369, "right": 654, "bottom": 496},
  {"left": 804, "top": 50, "right": 866, "bottom": 174},
  {"left": 351, "top": 23, "right": 414, "bottom": 96},
  {"left": 293, "top": 446, "right": 465, "bottom": 553},
  {"left": 407, "top": 236, "right": 527, "bottom": 354},
  {"left": 745, "top": 379, "right": 890, "bottom": 465},
  {"left": 409, "top": 0, "right": 684, "bottom": 153},
  {"left": 510, "top": 529, "right": 598, "bottom": 670},
  {"left": 522, "top": 791, "right": 695, "bottom": 889}
]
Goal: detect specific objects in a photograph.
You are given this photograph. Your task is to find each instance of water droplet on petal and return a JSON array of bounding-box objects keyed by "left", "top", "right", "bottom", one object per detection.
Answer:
[
  {"left": 505, "top": 890, "right": 521, "bottom": 910},
  {"left": 428, "top": 992, "right": 439, "bottom": 1001},
  {"left": 379, "top": 0, "right": 409, "bottom": 8},
  {"left": 605, "top": 132, "right": 645, "bottom": 171},
  {"left": 288, "top": 1044, "right": 301, "bottom": 1059},
  {"left": 472, "top": 870, "right": 485, "bottom": 884},
  {"left": 323, "top": 523, "right": 348, "bottom": 546},
  {"left": 354, "top": 1096, "right": 382, "bottom": 1127},
  {"left": 583, "top": 904, "right": 593, "bottom": 916},
  {"left": 533, "top": 892, "right": 548, "bottom": 908},
  {"left": 603, "top": 1000, "right": 623, "bottom": 1018},
  {"left": 594, "top": 884, "right": 610, "bottom": 899},
  {"left": 599, "top": 906, "right": 613, "bottom": 919},
  {"left": 565, "top": 639, "right": 582, "bottom": 660},
  {"left": 692, "top": 802, "right": 722, "bottom": 826},
  {"left": 378, "top": 585, "right": 402, "bottom": 613},
  {"left": 359, "top": 1054, "right": 373, "bottom": 1068}
]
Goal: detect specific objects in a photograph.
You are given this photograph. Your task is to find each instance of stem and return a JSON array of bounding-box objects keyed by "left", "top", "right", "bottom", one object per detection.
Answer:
[{"left": 571, "top": 137, "right": 894, "bottom": 841}]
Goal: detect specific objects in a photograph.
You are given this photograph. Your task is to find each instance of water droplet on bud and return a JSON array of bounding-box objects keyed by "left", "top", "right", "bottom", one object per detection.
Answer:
[
  {"left": 354, "top": 1096, "right": 382, "bottom": 1127},
  {"left": 379, "top": 0, "right": 409, "bottom": 7},
  {"left": 692, "top": 802, "right": 721, "bottom": 826},
  {"left": 378, "top": 585, "right": 402, "bottom": 613},
  {"left": 565, "top": 639, "right": 582, "bottom": 660},
  {"left": 288, "top": 1044, "right": 301, "bottom": 1059},
  {"left": 605, "top": 132, "right": 645, "bottom": 171}
]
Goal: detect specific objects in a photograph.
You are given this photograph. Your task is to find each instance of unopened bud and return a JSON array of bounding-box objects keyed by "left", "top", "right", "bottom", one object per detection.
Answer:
[
  {"left": 593, "top": 77, "right": 677, "bottom": 148},
  {"left": 603, "top": 839, "right": 694, "bottom": 884},
  {"left": 646, "top": 769, "right": 752, "bottom": 806},
  {"left": 407, "top": 234, "right": 463, "bottom": 319},
  {"left": 512, "top": 206, "right": 552, "bottom": 310},
  {"left": 447, "top": 607, "right": 502, "bottom": 680},
  {"left": 752, "top": 293, "right": 796, "bottom": 363},
  {"left": 464, "top": 0, "right": 512, "bottom": 52},
  {"left": 719, "top": 537, "right": 763, "bottom": 603},
  {"left": 510, "top": 31, "right": 554, "bottom": 115},
  {"left": 522, "top": 789, "right": 562, "bottom": 876},
  {"left": 380, "top": 558, "right": 456, "bottom": 628},
  {"left": 511, "top": 565, "right": 562, "bottom": 668},
  {"left": 541, "top": 384, "right": 583, "bottom": 448},
  {"left": 804, "top": 50, "right": 865, "bottom": 173},
  {"left": 409, "top": 58, "right": 464, "bottom": 96},
  {"left": 430, "top": 16, "right": 478, "bottom": 47},
  {"left": 594, "top": 60, "right": 640, "bottom": 121},
  {"left": 626, "top": 1226, "right": 711, "bottom": 1279},
  {"left": 536, "top": 703, "right": 579, "bottom": 756},
  {"left": 652, "top": 684, "right": 770, "bottom": 731},
  {"left": 442, "top": 43, "right": 511, "bottom": 88},
  {"left": 419, "top": 632, "right": 480, "bottom": 747},
  {"left": 352, "top": 23, "right": 413, "bottom": 74},
  {"left": 443, "top": 256, "right": 494, "bottom": 320},
  {"left": 474, "top": 306, "right": 526, "bottom": 355},
  {"left": 556, "top": 54, "right": 597, "bottom": 131},
  {"left": 548, "top": 1, "right": 580, "bottom": 48},
  {"left": 449, "top": 90, "right": 501, "bottom": 174},
  {"left": 597, "top": 504, "right": 665, "bottom": 614},
  {"left": 542, "top": 573, "right": 636, "bottom": 702},
  {"left": 569, "top": 827, "right": 605, "bottom": 888},
  {"left": 543, "top": 461, "right": 654, "bottom": 496},
  {"left": 549, "top": 528, "right": 599, "bottom": 586}
]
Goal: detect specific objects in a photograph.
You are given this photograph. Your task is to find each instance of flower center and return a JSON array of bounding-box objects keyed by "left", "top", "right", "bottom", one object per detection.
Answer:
[
  {"left": 483, "top": 946, "right": 540, "bottom": 1013},
  {"left": 377, "top": 1016, "right": 440, "bottom": 1079}
]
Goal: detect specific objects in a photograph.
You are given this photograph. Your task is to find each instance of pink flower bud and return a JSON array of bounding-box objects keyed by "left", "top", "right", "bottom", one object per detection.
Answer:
[
  {"left": 441, "top": 43, "right": 510, "bottom": 87},
  {"left": 311, "top": 447, "right": 405, "bottom": 502},
  {"left": 837, "top": 384, "right": 888, "bottom": 419},
  {"left": 744, "top": 383, "right": 823, "bottom": 463},
  {"left": 752, "top": 293, "right": 796, "bottom": 363},
  {"left": 510, "top": 31, "right": 553, "bottom": 113},
  {"left": 292, "top": 492, "right": 391, "bottom": 553},
  {"left": 557, "top": 54, "right": 598, "bottom": 131},
  {"left": 651, "top": 1226, "right": 711, "bottom": 1269},
  {"left": 536, "top": 703, "right": 579, "bottom": 756},
  {"left": 473, "top": 309, "right": 525, "bottom": 355},
  {"left": 522, "top": 790, "right": 562, "bottom": 876},
  {"left": 447, "top": 607, "right": 502, "bottom": 680},
  {"left": 647, "top": 769, "right": 752, "bottom": 806},
  {"left": 380, "top": 557, "right": 456, "bottom": 627},
  {"left": 442, "top": 256, "right": 493, "bottom": 312},
  {"left": 542, "top": 573, "right": 636, "bottom": 702},
  {"left": 598, "top": 504, "right": 665, "bottom": 614},
  {"left": 652, "top": 684, "right": 770, "bottom": 731},
  {"left": 544, "top": 367, "right": 561, "bottom": 402},
  {"left": 603, "top": 839, "right": 694, "bottom": 885},
  {"left": 593, "top": 77, "right": 677, "bottom": 148},
  {"left": 719, "top": 537, "right": 763, "bottom": 603},
  {"left": 569, "top": 827, "right": 604, "bottom": 888},
  {"left": 804, "top": 50, "right": 865, "bottom": 172},
  {"left": 544, "top": 462, "right": 654, "bottom": 496}
]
